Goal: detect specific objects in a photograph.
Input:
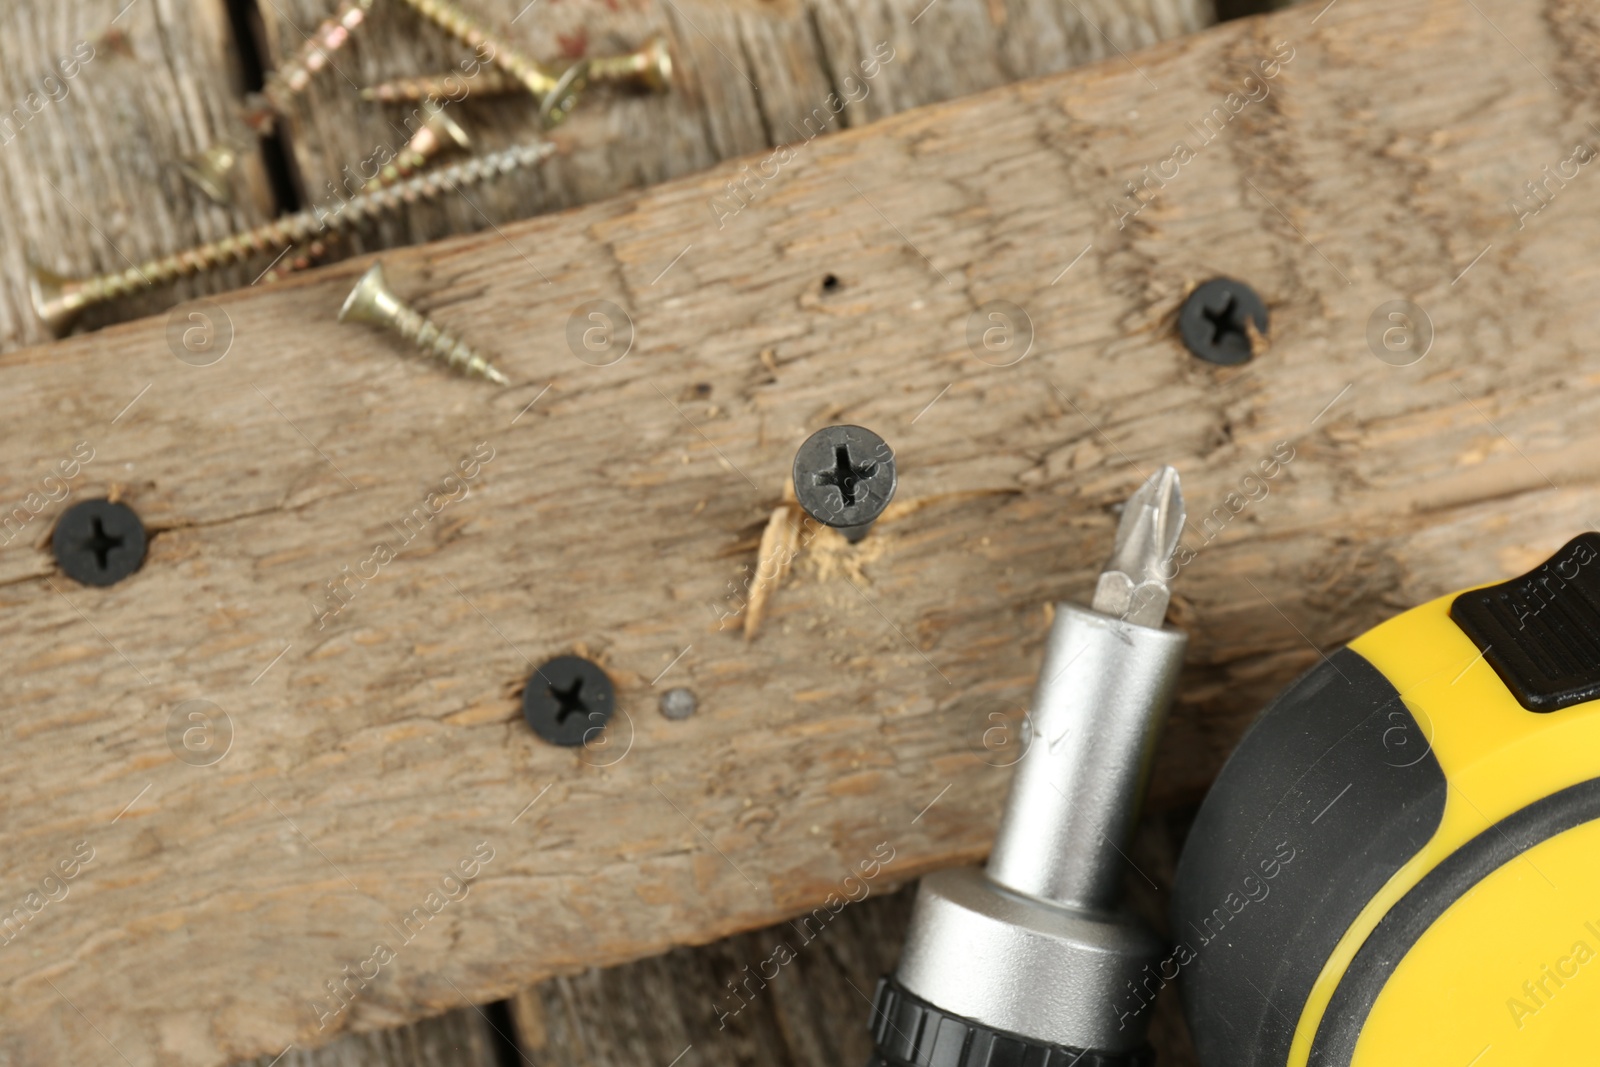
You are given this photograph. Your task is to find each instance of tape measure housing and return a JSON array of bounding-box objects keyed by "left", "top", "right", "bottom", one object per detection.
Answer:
[{"left": 1174, "top": 534, "right": 1600, "bottom": 1067}]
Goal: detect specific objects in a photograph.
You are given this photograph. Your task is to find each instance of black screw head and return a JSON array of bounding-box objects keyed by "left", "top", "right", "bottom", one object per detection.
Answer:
[
  {"left": 523, "top": 655, "right": 615, "bottom": 747},
  {"left": 1178, "top": 278, "right": 1268, "bottom": 366},
  {"left": 52, "top": 499, "right": 147, "bottom": 587},
  {"left": 792, "top": 425, "right": 897, "bottom": 536}
]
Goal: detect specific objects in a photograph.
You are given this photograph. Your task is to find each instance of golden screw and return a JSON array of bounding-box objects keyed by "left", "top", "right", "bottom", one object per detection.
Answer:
[
  {"left": 259, "top": 236, "right": 341, "bottom": 284},
  {"left": 587, "top": 34, "right": 674, "bottom": 94},
  {"left": 339, "top": 262, "right": 511, "bottom": 386},
  {"left": 179, "top": 141, "right": 243, "bottom": 205},
  {"left": 245, "top": 0, "right": 376, "bottom": 132},
  {"left": 184, "top": 108, "right": 469, "bottom": 211},
  {"left": 396, "top": 0, "right": 563, "bottom": 95},
  {"left": 30, "top": 140, "right": 555, "bottom": 334},
  {"left": 361, "top": 67, "right": 520, "bottom": 104},
  {"left": 370, "top": 106, "right": 472, "bottom": 188},
  {"left": 359, "top": 34, "right": 674, "bottom": 103}
]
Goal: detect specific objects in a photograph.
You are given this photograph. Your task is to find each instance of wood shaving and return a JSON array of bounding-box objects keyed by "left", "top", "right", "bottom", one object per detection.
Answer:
[
  {"left": 744, "top": 502, "right": 804, "bottom": 641},
  {"left": 801, "top": 522, "right": 889, "bottom": 585}
]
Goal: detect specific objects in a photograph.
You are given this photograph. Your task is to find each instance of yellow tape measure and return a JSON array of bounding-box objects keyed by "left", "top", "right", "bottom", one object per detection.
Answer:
[{"left": 1173, "top": 533, "right": 1600, "bottom": 1067}]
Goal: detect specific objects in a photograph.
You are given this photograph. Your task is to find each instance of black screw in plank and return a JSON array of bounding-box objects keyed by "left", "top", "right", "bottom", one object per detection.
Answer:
[
  {"left": 792, "top": 425, "right": 897, "bottom": 543},
  {"left": 52, "top": 499, "right": 147, "bottom": 587},
  {"left": 1178, "top": 278, "right": 1268, "bottom": 366},
  {"left": 523, "top": 655, "right": 615, "bottom": 746}
]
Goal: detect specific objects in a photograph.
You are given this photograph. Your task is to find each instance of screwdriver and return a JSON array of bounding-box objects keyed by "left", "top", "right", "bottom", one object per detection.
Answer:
[{"left": 868, "top": 466, "right": 1188, "bottom": 1066}]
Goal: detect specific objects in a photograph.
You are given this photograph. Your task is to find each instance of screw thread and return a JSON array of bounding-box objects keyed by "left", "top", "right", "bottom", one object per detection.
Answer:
[
  {"left": 365, "top": 113, "right": 467, "bottom": 190},
  {"left": 388, "top": 302, "right": 509, "bottom": 385},
  {"left": 360, "top": 39, "right": 668, "bottom": 104},
  {"left": 398, "top": 0, "right": 560, "bottom": 95},
  {"left": 362, "top": 68, "right": 519, "bottom": 104},
  {"left": 52, "top": 141, "right": 554, "bottom": 318},
  {"left": 247, "top": 0, "right": 375, "bottom": 129}
]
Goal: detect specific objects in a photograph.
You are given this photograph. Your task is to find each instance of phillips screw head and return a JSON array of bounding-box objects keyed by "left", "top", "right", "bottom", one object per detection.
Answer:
[
  {"left": 792, "top": 425, "right": 897, "bottom": 543},
  {"left": 53, "top": 499, "right": 147, "bottom": 587},
  {"left": 523, "top": 656, "right": 616, "bottom": 746},
  {"left": 1178, "top": 278, "right": 1268, "bottom": 366}
]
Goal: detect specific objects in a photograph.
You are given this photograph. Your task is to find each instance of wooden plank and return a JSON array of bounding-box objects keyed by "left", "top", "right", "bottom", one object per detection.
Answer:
[
  {"left": 4, "top": 0, "right": 1598, "bottom": 1062},
  {"left": 0, "top": 1, "right": 276, "bottom": 354}
]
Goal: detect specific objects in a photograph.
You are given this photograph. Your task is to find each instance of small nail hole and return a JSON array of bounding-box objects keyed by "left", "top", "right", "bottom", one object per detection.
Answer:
[{"left": 821, "top": 273, "right": 841, "bottom": 293}]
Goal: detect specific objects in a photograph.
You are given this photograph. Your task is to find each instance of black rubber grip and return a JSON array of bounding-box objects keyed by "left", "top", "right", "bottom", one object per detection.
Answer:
[
  {"left": 1170, "top": 648, "right": 1446, "bottom": 1067},
  {"left": 1450, "top": 531, "right": 1600, "bottom": 712},
  {"left": 866, "top": 977, "right": 1153, "bottom": 1067}
]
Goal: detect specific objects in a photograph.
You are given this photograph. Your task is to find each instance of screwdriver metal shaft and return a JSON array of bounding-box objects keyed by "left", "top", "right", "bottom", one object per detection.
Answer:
[{"left": 878, "top": 466, "right": 1191, "bottom": 1062}]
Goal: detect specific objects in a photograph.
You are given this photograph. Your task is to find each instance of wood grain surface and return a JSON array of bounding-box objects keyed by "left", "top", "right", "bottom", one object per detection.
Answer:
[{"left": 5, "top": 0, "right": 1599, "bottom": 1063}]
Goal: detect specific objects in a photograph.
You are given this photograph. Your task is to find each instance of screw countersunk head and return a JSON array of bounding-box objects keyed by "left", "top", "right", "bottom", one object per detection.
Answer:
[
  {"left": 53, "top": 499, "right": 147, "bottom": 587},
  {"left": 179, "top": 142, "right": 241, "bottom": 205},
  {"left": 1178, "top": 278, "right": 1268, "bottom": 366},
  {"left": 583, "top": 33, "right": 674, "bottom": 92},
  {"left": 792, "top": 425, "right": 897, "bottom": 537},
  {"left": 631, "top": 33, "right": 674, "bottom": 92},
  {"left": 28, "top": 261, "right": 81, "bottom": 335},
  {"left": 524, "top": 656, "right": 616, "bottom": 746}
]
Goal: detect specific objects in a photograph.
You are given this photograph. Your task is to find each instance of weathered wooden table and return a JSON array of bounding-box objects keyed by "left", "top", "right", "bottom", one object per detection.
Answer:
[{"left": 4, "top": 0, "right": 1594, "bottom": 1063}]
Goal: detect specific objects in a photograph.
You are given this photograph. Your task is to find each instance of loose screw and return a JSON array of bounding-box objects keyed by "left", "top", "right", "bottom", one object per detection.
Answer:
[
  {"left": 338, "top": 262, "right": 511, "bottom": 386},
  {"left": 585, "top": 35, "right": 674, "bottom": 93},
  {"left": 30, "top": 140, "right": 555, "bottom": 334},
  {"left": 244, "top": 0, "right": 376, "bottom": 132},
  {"left": 186, "top": 106, "right": 467, "bottom": 209},
  {"left": 359, "top": 35, "right": 674, "bottom": 103},
  {"left": 179, "top": 141, "right": 243, "bottom": 206},
  {"left": 792, "top": 425, "right": 898, "bottom": 543},
  {"left": 398, "top": 0, "right": 565, "bottom": 95},
  {"left": 397, "top": 0, "right": 671, "bottom": 123},
  {"left": 368, "top": 107, "right": 472, "bottom": 189},
  {"left": 1178, "top": 278, "right": 1268, "bottom": 366}
]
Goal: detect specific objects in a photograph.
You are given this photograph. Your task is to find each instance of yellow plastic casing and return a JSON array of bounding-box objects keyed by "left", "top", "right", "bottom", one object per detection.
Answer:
[{"left": 1283, "top": 589, "right": 1600, "bottom": 1066}]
